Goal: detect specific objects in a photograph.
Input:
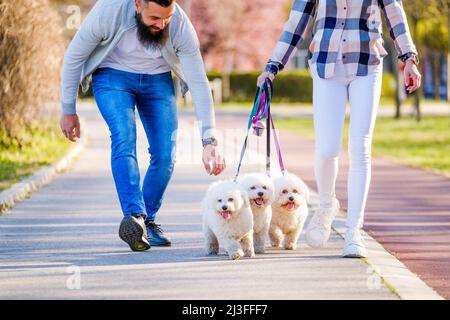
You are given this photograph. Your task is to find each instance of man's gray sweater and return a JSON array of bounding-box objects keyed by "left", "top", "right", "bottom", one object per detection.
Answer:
[{"left": 60, "top": 0, "right": 215, "bottom": 137}]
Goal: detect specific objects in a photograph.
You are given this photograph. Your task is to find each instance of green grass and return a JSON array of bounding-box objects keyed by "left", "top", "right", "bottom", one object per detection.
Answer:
[
  {"left": 379, "top": 97, "right": 449, "bottom": 107},
  {"left": 217, "top": 101, "right": 313, "bottom": 108},
  {"left": 214, "top": 98, "right": 448, "bottom": 109},
  {"left": 334, "top": 229, "right": 401, "bottom": 298},
  {"left": 0, "top": 118, "right": 73, "bottom": 192},
  {"left": 276, "top": 116, "right": 450, "bottom": 177},
  {"left": 360, "top": 258, "right": 401, "bottom": 299}
]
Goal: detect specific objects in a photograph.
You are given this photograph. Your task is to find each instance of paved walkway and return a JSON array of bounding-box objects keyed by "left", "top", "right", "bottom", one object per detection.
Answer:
[
  {"left": 205, "top": 108, "right": 450, "bottom": 300},
  {"left": 215, "top": 101, "right": 450, "bottom": 119},
  {"left": 0, "top": 102, "right": 402, "bottom": 300}
]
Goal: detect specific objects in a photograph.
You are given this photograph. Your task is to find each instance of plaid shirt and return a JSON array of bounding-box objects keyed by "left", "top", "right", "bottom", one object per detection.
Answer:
[{"left": 265, "top": 0, "right": 418, "bottom": 79}]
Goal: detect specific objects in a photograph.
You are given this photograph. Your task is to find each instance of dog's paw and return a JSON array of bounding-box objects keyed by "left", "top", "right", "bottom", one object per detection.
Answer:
[
  {"left": 244, "top": 250, "right": 255, "bottom": 258},
  {"left": 255, "top": 247, "right": 266, "bottom": 254},
  {"left": 285, "top": 243, "right": 297, "bottom": 250},
  {"left": 230, "top": 250, "right": 244, "bottom": 260},
  {"left": 271, "top": 242, "right": 282, "bottom": 248}
]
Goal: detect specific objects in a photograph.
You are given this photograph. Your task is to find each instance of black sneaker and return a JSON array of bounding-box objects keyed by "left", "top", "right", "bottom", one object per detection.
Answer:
[
  {"left": 119, "top": 216, "right": 151, "bottom": 252},
  {"left": 145, "top": 221, "right": 171, "bottom": 247}
]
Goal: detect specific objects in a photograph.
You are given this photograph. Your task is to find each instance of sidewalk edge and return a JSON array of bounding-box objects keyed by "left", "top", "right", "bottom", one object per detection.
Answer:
[
  {"left": 0, "top": 117, "right": 89, "bottom": 215},
  {"left": 331, "top": 216, "right": 445, "bottom": 300}
]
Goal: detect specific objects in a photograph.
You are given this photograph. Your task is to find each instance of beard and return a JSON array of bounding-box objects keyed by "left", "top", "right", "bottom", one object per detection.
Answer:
[{"left": 135, "top": 12, "right": 168, "bottom": 48}]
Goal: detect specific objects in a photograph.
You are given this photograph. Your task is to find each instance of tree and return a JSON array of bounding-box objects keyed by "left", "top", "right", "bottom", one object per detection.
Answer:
[
  {"left": 177, "top": 0, "right": 219, "bottom": 57},
  {"left": 407, "top": 0, "right": 448, "bottom": 99},
  {"left": 179, "top": 0, "right": 287, "bottom": 71},
  {"left": 402, "top": 0, "right": 449, "bottom": 120},
  {"left": 178, "top": 0, "right": 287, "bottom": 101},
  {"left": 0, "top": 0, "right": 66, "bottom": 143}
]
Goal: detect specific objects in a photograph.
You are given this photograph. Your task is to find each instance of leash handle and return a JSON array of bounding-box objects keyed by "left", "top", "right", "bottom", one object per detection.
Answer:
[
  {"left": 235, "top": 81, "right": 269, "bottom": 182},
  {"left": 234, "top": 78, "right": 285, "bottom": 181}
]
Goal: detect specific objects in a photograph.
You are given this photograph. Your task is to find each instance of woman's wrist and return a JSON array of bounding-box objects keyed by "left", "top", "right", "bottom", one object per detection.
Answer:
[
  {"left": 405, "top": 59, "right": 416, "bottom": 66},
  {"left": 264, "top": 61, "right": 283, "bottom": 76},
  {"left": 400, "top": 52, "right": 419, "bottom": 66}
]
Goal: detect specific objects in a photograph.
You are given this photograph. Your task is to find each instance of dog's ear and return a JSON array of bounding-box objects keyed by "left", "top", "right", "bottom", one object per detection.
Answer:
[
  {"left": 240, "top": 187, "right": 251, "bottom": 208},
  {"left": 267, "top": 182, "right": 276, "bottom": 203},
  {"left": 270, "top": 185, "right": 279, "bottom": 203},
  {"left": 244, "top": 195, "right": 251, "bottom": 208}
]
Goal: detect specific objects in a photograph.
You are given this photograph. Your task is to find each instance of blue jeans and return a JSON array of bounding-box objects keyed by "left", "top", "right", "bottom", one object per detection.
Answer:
[{"left": 92, "top": 67, "right": 177, "bottom": 221}]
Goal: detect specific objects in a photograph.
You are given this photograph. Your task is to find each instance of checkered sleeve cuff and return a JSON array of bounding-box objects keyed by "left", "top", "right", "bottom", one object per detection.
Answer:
[{"left": 264, "top": 61, "right": 284, "bottom": 76}]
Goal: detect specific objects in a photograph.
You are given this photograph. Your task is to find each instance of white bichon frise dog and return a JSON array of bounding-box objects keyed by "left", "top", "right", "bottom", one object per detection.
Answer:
[
  {"left": 201, "top": 180, "right": 255, "bottom": 260},
  {"left": 270, "top": 172, "right": 310, "bottom": 250},
  {"left": 238, "top": 173, "right": 274, "bottom": 254}
]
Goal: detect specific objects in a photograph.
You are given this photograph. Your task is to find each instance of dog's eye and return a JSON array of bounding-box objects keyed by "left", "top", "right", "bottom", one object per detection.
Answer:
[
  {"left": 250, "top": 186, "right": 256, "bottom": 190},
  {"left": 293, "top": 189, "right": 298, "bottom": 193},
  {"left": 262, "top": 186, "right": 267, "bottom": 190},
  {"left": 228, "top": 198, "right": 234, "bottom": 202},
  {"left": 282, "top": 189, "right": 288, "bottom": 194},
  {"left": 217, "top": 199, "right": 222, "bottom": 203}
]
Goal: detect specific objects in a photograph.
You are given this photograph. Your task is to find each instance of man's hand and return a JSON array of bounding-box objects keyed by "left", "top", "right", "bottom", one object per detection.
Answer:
[
  {"left": 60, "top": 114, "right": 81, "bottom": 142},
  {"left": 403, "top": 60, "right": 422, "bottom": 94},
  {"left": 257, "top": 71, "right": 275, "bottom": 87},
  {"left": 202, "top": 145, "right": 226, "bottom": 176}
]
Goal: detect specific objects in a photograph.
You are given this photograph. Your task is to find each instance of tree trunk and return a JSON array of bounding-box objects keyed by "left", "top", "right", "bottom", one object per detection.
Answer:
[
  {"left": 395, "top": 73, "right": 402, "bottom": 119},
  {"left": 414, "top": 87, "right": 421, "bottom": 122},
  {"left": 447, "top": 52, "right": 450, "bottom": 101},
  {"left": 410, "top": 14, "right": 421, "bottom": 119},
  {"left": 412, "top": 53, "right": 426, "bottom": 122},
  {"left": 222, "top": 49, "right": 234, "bottom": 102},
  {"left": 388, "top": 41, "right": 402, "bottom": 119},
  {"left": 433, "top": 52, "right": 441, "bottom": 100},
  {"left": 447, "top": 0, "right": 450, "bottom": 102}
]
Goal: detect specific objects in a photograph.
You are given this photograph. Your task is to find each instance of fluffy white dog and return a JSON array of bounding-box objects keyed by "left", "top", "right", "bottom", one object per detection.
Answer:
[
  {"left": 270, "top": 172, "right": 310, "bottom": 250},
  {"left": 238, "top": 173, "right": 274, "bottom": 254},
  {"left": 202, "top": 180, "right": 255, "bottom": 260}
]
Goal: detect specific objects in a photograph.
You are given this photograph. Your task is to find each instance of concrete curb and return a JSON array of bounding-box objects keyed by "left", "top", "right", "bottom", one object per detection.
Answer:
[
  {"left": 0, "top": 117, "right": 89, "bottom": 215},
  {"left": 331, "top": 217, "right": 445, "bottom": 300},
  {"left": 299, "top": 182, "right": 443, "bottom": 300}
]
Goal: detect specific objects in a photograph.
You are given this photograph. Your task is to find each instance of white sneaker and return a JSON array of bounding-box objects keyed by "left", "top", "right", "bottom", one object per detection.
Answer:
[
  {"left": 343, "top": 228, "right": 368, "bottom": 258},
  {"left": 305, "top": 198, "right": 340, "bottom": 248}
]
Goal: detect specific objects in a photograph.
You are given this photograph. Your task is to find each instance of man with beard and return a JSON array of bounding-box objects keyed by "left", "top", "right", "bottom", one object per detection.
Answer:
[{"left": 60, "top": 0, "right": 225, "bottom": 252}]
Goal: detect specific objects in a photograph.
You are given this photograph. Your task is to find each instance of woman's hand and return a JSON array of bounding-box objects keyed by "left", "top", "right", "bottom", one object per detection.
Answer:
[
  {"left": 403, "top": 60, "right": 422, "bottom": 94},
  {"left": 257, "top": 71, "right": 275, "bottom": 87}
]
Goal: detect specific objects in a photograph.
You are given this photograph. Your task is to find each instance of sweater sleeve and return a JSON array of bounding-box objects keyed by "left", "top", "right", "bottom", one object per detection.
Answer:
[
  {"left": 60, "top": 0, "right": 106, "bottom": 114},
  {"left": 176, "top": 13, "right": 216, "bottom": 140}
]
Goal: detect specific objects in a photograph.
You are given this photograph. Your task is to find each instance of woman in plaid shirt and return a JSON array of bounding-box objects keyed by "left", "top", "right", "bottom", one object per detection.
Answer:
[{"left": 258, "top": 0, "right": 421, "bottom": 258}]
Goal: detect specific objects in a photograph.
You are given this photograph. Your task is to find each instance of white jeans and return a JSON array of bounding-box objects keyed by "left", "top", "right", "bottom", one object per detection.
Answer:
[{"left": 312, "top": 59, "right": 383, "bottom": 229}]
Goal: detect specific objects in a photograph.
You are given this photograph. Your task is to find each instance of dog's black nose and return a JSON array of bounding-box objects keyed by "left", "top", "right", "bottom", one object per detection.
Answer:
[
  {"left": 289, "top": 196, "right": 294, "bottom": 202},
  {"left": 258, "top": 191, "right": 264, "bottom": 197},
  {"left": 222, "top": 205, "right": 228, "bottom": 211}
]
